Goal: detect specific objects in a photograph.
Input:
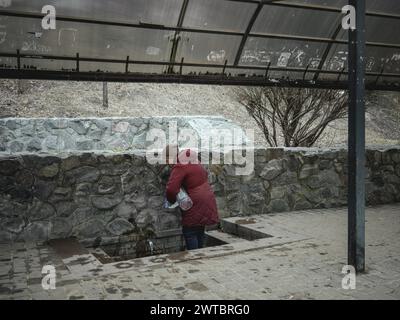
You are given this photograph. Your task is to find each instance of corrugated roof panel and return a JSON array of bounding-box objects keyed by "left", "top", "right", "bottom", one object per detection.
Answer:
[
  {"left": 175, "top": 32, "right": 241, "bottom": 65},
  {"left": 3, "top": 0, "right": 183, "bottom": 25},
  {"left": 366, "top": 0, "right": 400, "bottom": 14},
  {"left": 0, "top": 0, "right": 399, "bottom": 89},
  {"left": 252, "top": 5, "right": 340, "bottom": 38},
  {"left": 182, "top": 0, "right": 257, "bottom": 32},
  {"left": 239, "top": 37, "right": 326, "bottom": 69},
  {"left": 1, "top": 18, "right": 173, "bottom": 62}
]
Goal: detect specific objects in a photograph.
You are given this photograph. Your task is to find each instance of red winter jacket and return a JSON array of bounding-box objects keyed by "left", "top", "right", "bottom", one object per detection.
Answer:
[{"left": 166, "top": 150, "right": 219, "bottom": 227}]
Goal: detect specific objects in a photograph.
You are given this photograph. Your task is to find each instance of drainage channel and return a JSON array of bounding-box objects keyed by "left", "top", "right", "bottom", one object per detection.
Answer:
[
  {"left": 85, "top": 220, "right": 273, "bottom": 264},
  {"left": 49, "top": 217, "right": 309, "bottom": 280}
]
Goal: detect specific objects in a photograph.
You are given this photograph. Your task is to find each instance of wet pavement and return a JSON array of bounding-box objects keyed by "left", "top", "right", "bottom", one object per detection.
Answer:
[{"left": 0, "top": 204, "right": 399, "bottom": 300}]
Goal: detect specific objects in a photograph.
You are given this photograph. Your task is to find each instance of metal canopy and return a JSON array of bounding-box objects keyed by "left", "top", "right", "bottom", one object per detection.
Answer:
[{"left": 0, "top": 0, "right": 399, "bottom": 90}]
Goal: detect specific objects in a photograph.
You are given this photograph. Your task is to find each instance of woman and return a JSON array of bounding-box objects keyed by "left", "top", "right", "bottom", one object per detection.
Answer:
[{"left": 164, "top": 145, "right": 219, "bottom": 250}]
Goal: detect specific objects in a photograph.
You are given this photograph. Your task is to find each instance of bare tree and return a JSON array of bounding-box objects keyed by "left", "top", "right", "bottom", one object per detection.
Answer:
[{"left": 236, "top": 86, "right": 348, "bottom": 147}]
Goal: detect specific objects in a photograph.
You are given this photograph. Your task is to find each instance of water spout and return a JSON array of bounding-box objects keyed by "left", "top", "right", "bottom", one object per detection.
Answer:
[{"left": 147, "top": 240, "right": 154, "bottom": 255}]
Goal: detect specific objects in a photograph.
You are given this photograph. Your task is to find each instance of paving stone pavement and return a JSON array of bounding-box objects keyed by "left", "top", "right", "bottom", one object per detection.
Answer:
[{"left": 0, "top": 204, "right": 399, "bottom": 300}]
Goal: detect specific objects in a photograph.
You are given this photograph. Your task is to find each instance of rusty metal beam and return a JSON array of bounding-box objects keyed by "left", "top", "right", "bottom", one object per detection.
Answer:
[
  {"left": 313, "top": 19, "right": 343, "bottom": 81},
  {"left": 2, "top": 51, "right": 400, "bottom": 80},
  {"left": 1, "top": 68, "right": 399, "bottom": 91},
  {"left": 234, "top": 1, "right": 264, "bottom": 66},
  {"left": 167, "top": 0, "right": 190, "bottom": 74}
]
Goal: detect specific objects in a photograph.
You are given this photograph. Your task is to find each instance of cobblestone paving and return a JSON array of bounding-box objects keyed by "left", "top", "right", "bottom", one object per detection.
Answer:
[{"left": 0, "top": 204, "right": 399, "bottom": 300}]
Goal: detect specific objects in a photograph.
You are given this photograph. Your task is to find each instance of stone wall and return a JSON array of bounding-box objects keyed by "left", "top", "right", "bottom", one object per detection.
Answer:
[
  {"left": 0, "top": 152, "right": 178, "bottom": 246},
  {"left": 217, "top": 147, "right": 400, "bottom": 217},
  {"left": 0, "top": 116, "right": 249, "bottom": 153},
  {"left": 1, "top": 146, "right": 399, "bottom": 245}
]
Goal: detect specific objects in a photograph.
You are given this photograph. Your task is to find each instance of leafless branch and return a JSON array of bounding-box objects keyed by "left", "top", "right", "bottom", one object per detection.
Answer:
[{"left": 236, "top": 86, "right": 348, "bottom": 147}]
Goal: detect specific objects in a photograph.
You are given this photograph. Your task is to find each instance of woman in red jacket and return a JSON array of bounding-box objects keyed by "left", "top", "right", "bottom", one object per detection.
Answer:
[{"left": 164, "top": 145, "right": 219, "bottom": 250}]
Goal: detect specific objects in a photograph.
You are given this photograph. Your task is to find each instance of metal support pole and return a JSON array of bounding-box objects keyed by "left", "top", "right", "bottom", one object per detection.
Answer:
[
  {"left": 125, "top": 55, "right": 130, "bottom": 73},
  {"left": 222, "top": 59, "right": 228, "bottom": 76},
  {"left": 16, "top": 49, "right": 21, "bottom": 70},
  {"left": 348, "top": 0, "right": 366, "bottom": 273},
  {"left": 179, "top": 57, "right": 184, "bottom": 75},
  {"left": 264, "top": 62, "right": 271, "bottom": 78},
  {"left": 76, "top": 53, "right": 80, "bottom": 72},
  {"left": 103, "top": 81, "right": 108, "bottom": 109}
]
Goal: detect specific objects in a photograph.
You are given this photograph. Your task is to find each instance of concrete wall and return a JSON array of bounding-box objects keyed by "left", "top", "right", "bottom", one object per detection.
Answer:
[{"left": 1, "top": 146, "right": 399, "bottom": 245}]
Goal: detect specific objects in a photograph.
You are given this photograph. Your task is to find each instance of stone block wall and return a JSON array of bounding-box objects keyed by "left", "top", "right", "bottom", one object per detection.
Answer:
[
  {"left": 1, "top": 146, "right": 399, "bottom": 245},
  {"left": 0, "top": 152, "right": 180, "bottom": 245},
  {"left": 213, "top": 147, "right": 400, "bottom": 217},
  {"left": 0, "top": 116, "right": 248, "bottom": 153}
]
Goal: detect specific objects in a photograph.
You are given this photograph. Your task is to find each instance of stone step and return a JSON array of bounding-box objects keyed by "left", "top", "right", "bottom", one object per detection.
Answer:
[
  {"left": 220, "top": 219, "right": 273, "bottom": 241},
  {"left": 48, "top": 237, "right": 89, "bottom": 259},
  {"left": 205, "top": 229, "right": 247, "bottom": 246},
  {"left": 88, "top": 247, "right": 115, "bottom": 264}
]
